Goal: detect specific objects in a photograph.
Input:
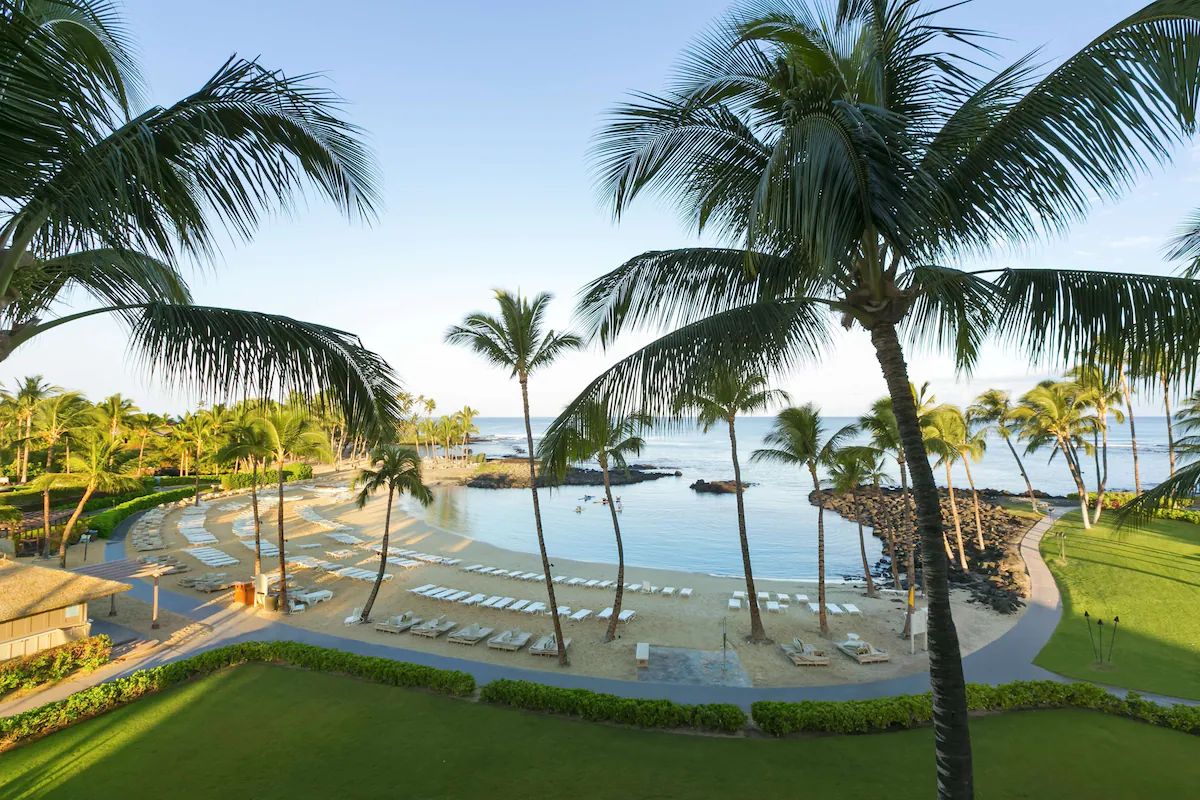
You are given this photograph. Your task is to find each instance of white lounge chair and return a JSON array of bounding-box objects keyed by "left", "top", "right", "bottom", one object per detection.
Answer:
[
  {"left": 808, "top": 602, "right": 821, "bottom": 614},
  {"left": 627, "top": 584, "right": 642, "bottom": 592},
  {"left": 766, "top": 600, "right": 781, "bottom": 613},
  {"left": 556, "top": 606, "right": 571, "bottom": 617},
  {"left": 732, "top": 591, "right": 745, "bottom": 601},
  {"left": 661, "top": 587, "right": 675, "bottom": 597},
  {"left": 843, "top": 603, "right": 863, "bottom": 615},
  {"left": 757, "top": 591, "right": 770, "bottom": 602},
  {"left": 826, "top": 603, "right": 844, "bottom": 615},
  {"left": 729, "top": 599, "right": 742, "bottom": 611},
  {"left": 596, "top": 607, "right": 613, "bottom": 621},
  {"left": 480, "top": 595, "right": 504, "bottom": 608},
  {"left": 636, "top": 642, "right": 649, "bottom": 668},
  {"left": 776, "top": 593, "right": 790, "bottom": 605},
  {"left": 508, "top": 599, "right": 531, "bottom": 613},
  {"left": 583, "top": 579, "right": 599, "bottom": 588},
  {"left": 523, "top": 602, "right": 547, "bottom": 615},
  {"left": 567, "top": 578, "right": 586, "bottom": 586},
  {"left": 618, "top": 609, "right": 636, "bottom": 624},
  {"left": 344, "top": 607, "right": 364, "bottom": 626},
  {"left": 570, "top": 609, "right": 593, "bottom": 622},
  {"left": 461, "top": 593, "right": 486, "bottom": 606},
  {"left": 408, "top": 584, "right": 437, "bottom": 595},
  {"left": 493, "top": 597, "right": 516, "bottom": 610},
  {"left": 680, "top": 588, "right": 693, "bottom": 599},
  {"left": 597, "top": 581, "right": 613, "bottom": 589},
  {"left": 462, "top": 564, "right": 484, "bottom": 572}
]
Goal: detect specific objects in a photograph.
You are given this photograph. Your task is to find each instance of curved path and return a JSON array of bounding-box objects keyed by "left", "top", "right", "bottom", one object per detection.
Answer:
[{"left": 6, "top": 506, "right": 1187, "bottom": 716}]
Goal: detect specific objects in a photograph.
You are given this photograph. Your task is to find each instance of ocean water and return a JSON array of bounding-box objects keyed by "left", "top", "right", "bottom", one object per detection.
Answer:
[{"left": 402, "top": 416, "right": 1179, "bottom": 580}]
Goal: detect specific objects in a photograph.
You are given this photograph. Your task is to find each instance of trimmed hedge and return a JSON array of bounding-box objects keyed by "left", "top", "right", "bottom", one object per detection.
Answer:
[
  {"left": 0, "top": 636, "right": 112, "bottom": 696},
  {"left": 1, "top": 486, "right": 138, "bottom": 512},
  {"left": 479, "top": 678, "right": 746, "bottom": 733},
  {"left": 0, "top": 641, "right": 475, "bottom": 751},
  {"left": 751, "top": 680, "right": 1200, "bottom": 737},
  {"left": 220, "top": 464, "right": 313, "bottom": 491},
  {"left": 147, "top": 476, "right": 219, "bottom": 488},
  {"left": 89, "top": 488, "right": 196, "bottom": 538},
  {"left": 53, "top": 488, "right": 154, "bottom": 512}
]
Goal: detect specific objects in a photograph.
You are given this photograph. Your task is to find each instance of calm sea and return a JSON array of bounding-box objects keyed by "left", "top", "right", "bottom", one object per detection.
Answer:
[{"left": 402, "top": 416, "right": 1178, "bottom": 580}]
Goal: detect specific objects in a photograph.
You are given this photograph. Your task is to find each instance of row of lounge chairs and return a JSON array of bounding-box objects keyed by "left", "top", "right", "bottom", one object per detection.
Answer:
[
  {"left": 296, "top": 503, "right": 352, "bottom": 531},
  {"left": 178, "top": 572, "right": 231, "bottom": 592},
  {"left": 778, "top": 634, "right": 889, "bottom": 666},
  {"left": 381, "top": 547, "right": 462, "bottom": 566},
  {"left": 459, "top": 565, "right": 692, "bottom": 597},
  {"left": 183, "top": 546, "right": 239, "bottom": 568},
  {"left": 136, "top": 554, "right": 190, "bottom": 575},
  {"left": 371, "top": 611, "right": 568, "bottom": 655}
]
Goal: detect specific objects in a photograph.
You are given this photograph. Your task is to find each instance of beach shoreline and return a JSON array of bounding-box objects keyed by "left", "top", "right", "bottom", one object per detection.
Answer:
[{"left": 118, "top": 481, "right": 1026, "bottom": 688}]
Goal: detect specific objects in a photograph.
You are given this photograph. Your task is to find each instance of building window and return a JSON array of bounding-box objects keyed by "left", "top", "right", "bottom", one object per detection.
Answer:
[{"left": 64, "top": 604, "right": 80, "bottom": 618}]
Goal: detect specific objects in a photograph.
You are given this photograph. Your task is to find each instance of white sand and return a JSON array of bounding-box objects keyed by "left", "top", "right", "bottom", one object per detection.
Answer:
[{"left": 130, "top": 486, "right": 1023, "bottom": 686}]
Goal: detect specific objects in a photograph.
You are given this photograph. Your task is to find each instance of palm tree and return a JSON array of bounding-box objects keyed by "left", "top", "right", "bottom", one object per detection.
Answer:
[
  {"left": 354, "top": 445, "right": 433, "bottom": 622},
  {"left": 128, "top": 412, "right": 168, "bottom": 476},
  {"left": 827, "top": 449, "right": 878, "bottom": 598},
  {"left": 176, "top": 413, "right": 209, "bottom": 505},
  {"left": 751, "top": 404, "right": 853, "bottom": 635},
  {"left": 34, "top": 391, "right": 88, "bottom": 472},
  {"left": 218, "top": 420, "right": 274, "bottom": 575},
  {"left": 923, "top": 407, "right": 970, "bottom": 570},
  {"left": 859, "top": 397, "right": 919, "bottom": 630},
  {"left": 6, "top": 376, "right": 61, "bottom": 483},
  {"left": 95, "top": 394, "right": 138, "bottom": 440},
  {"left": 1119, "top": 362, "right": 1143, "bottom": 495},
  {"left": 446, "top": 290, "right": 582, "bottom": 666},
  {"left": 258, "top": 410, "right": 332, "bottom": 612},
  {"left": 675, "top": 370, "right": 787, "bottom": 642},
  {"left": 1015, "top": 382, "right": 1094, "bottom": 535},
  {"left": 458, "top": 406, "right": 480, "bottom": 463},
  {"left": 541, "top": 401, "right": 649, "bottom": 643},
  {"left": 576, "top": 4, "right": 1200, "bottom": 790},
  {"left": 1070, "top": 366, "right": 1125, "bottom": 523},
  {"left": 0, "top": 1, "right": 400, "bottom": 437},
  {"left": 968, "top": 390, "right": 1038, "bottom": 512},
  {"left": 857, "top": 446, "right": 902, "bottom": 589},
  {"left": 421, "top": 398, "right": 437, "bottom": 460},
  {"left": 33, "top": 429, "right": 140, "bottom": 567}
]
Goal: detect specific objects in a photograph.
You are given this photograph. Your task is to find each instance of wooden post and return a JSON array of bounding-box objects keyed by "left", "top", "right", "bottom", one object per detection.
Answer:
[
  {"left": 109, "top": 593, "right": 117, "bottom": 617},
  {"left": 151, "top": 575, "right": 160, "bottom": 630}
]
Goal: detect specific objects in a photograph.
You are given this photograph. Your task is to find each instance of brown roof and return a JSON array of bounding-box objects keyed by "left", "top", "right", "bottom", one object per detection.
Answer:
[{"left": 0, "top": 559, "right": 131, "bottom": 623}]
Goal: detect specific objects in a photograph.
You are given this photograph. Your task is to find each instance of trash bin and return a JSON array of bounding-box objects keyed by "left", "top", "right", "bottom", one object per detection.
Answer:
[
  {"left": 232, "top": 582, "right": 252, "bottom": 605},
  {"left": 263, "top": 594, "right": 278, "bottom": 612}
]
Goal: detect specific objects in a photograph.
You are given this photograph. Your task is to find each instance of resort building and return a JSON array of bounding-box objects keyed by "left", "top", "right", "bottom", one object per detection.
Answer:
[{"left": 0, "top": 559, "right": 130, "bottom": 661}]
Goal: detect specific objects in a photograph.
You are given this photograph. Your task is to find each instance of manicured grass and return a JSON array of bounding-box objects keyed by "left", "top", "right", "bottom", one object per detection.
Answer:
[
  {"left": 1035, "top": 512, "right": 1200, "bottom": 700},
  {"left": 2, "top": 664, "right": 1196, "bottom": 798}
]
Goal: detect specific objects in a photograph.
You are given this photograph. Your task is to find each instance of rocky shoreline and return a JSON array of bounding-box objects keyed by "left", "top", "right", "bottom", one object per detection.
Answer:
[
  {"left": 688, "top": 479, "right": 754, "bottom": 494},
  {"left": 465, "top": 459, "right": 680, "bottom": 489},
  {"left": 809, "top": 487, "right": 1034, "bottom": 614}
]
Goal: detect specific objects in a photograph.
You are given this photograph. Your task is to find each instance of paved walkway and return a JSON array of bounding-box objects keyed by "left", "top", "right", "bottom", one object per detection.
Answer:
[{"left": 3, "top": 507, "right": 1192, "bottom": 716}]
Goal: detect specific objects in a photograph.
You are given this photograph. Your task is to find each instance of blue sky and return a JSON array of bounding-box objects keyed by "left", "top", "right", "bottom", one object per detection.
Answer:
[{"left": 16, "top": 0, "right": 1195, "bottom": 416}]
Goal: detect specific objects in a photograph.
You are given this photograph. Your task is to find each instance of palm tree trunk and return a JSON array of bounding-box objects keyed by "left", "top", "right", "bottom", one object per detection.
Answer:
[
  {"left": 193, "top": 444, "right": 202, "bottom": 506},
  {"left": 961, "top": 459, "right": 985, "bottom": 552},
  {"left": 1120, "top": 369, "right": 1141, "bottom": 494},
  {"left": 59, "top": 484, "right": 95, "bottom": 568},
  {"left": 520, "top": 378, "right": 567, "bottom": 666},
  {"left": 727, "top": 417, "right": 765, "bottom": 641},
  {"left": 869, "top": 322, "right": 972, "bottom": 799},
  {"left": 1092, "top": 422, "right": 1109, "bottom": 525},
  {"left": 277, "top": 462, "right": 288, "bottom": 613},
  {"left": 1162, "top": 371, "right": 1176, "bottom": 477},
  {"left": 600, "top": 456, "right": 624, "bottom": 643},
  {"left": 873, "top": 476, "right": 901, "bottom": 589},
  {"left": 1002, "top": 434, "right": 1038, "bottom": 513},
  {"left": 852, "top": 494, "right": 877, "bottom": 597},
  {"left": 810, "top": 465, "right": 828, "bottom": 636},
  {"left": 362, "top": 483, "right": 394, "bottom": 622},
  {"left": 137, "top": 435, "right": 147, "bottom": 476},
  {"left": 42, "top": 488, "right": 51, "bottom": 559},
  {"left": 64, "top": 439, "right": 70, "bottom": 474},
  {"left": 45, "top": 441, "right": 53, "bottom": 472},
  {"left": 20, "top": 415, "right": 29, "bottom": 484},
  {"left": 1059, "top": 439, "right": 1091, "bottom": 531},
  {"left": 251, "top": 460, "right": 262, "bottom": 575},
  {"left": 944, "top": 463, "right": 968, "bottom": 570},
  {"left": 899, "top": 459, "right": 917, "bottom": 636}
]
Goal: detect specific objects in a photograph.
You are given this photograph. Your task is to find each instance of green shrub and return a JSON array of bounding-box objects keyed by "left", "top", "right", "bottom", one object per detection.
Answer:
[
  {"left": 0, "top": 636, "right": 112, "bottom": 696},
  {"left": 219, "top": 464, "right": 312, "bottom": 491},
  {"left": 89, "top": 488, "right": 196, "bottom": 538},
  {"left": 751, "top": 680, "right": 1200, "bottom": 737},
  {"left": 146, "top": 476, "right": 219, "bottom": 488},
  {"left": 53, "top": 489, "right": 155, "bottom": 512},
  {"left": 0, "top": 641, "right": 475, "bottom": 750},
  {"left": 479, "top": 678, "right": 746, "bottom": 732},
  {"left": 1066, "top": 491, "right": 1197, "bottom": 513}
]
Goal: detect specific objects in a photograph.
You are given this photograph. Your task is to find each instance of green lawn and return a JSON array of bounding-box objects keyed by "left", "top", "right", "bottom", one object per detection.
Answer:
[
  {"left": 2, "top": 664, "right": 1196, "bottom": 799},
  {"left": 1035, "top": 512, "right": 1200, "bottom": 700}
]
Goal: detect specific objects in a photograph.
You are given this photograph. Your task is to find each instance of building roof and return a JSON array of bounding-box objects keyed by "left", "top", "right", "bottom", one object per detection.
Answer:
[{"left": 0, "top": 559, "right": 131, "bottom": 624}]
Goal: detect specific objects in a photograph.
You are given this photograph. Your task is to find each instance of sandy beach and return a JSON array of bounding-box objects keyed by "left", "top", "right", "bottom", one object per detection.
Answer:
[{"left": 127, "top": 482, "right": 1024, "bottom": 687}]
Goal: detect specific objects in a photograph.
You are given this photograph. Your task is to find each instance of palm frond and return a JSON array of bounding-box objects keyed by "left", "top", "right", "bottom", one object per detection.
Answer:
[
  {"left": 990, "top": 268, "right": 1200, "bottom": 384},
  {"left": 931, "top": 2, "right": 1200, "bottom": 255},
  {"left": 1115, "top": 461, "right": 1200, "bottom": 528},
  {"left": 902, "top": 264, "right": 998, "bottom": 373},
  {"left": 122, "top": 303, "right": 401, "bottom": 437}
]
